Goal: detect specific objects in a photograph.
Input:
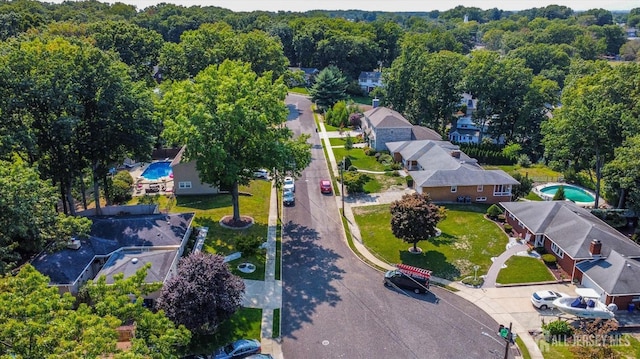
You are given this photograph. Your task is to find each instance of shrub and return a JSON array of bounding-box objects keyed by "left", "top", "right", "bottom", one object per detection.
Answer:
[
  {"left": 390, "top": 162, "right": 402, "bottom": 170},
  {"left": 348, "top": 165, "right": 358, "bottom": 172},
  {"left": 486, "top": 204, "right": 503, "bottom": 219},
  {"left": 541, "top": 254, "right": 557, "bottom": 265},
  {"left": 339, "top": 157, "right": 352, "bottom": 170},
  {"left": 363, "top": 147, "right": 376, "bottom": 156},
  {"left": 374, "top": 152, "right": 381, "bottom": 159},
  {"left": 114, "top": 170, "right": 134, "bottom": 185},
  {"left": 378, "top": 154, "right": 393, "bottom": 165},
  {"left": 517, "top": 154, "right": 532, "bottom": 167},
  {"left": 497, "top": 214, "right": 506, "bottom": 222},
  {"left": 542, "top": 319, "right": 573, "bottom": 338},
  {"left": 343, "top": 172, "right": 368, "bottom": 193},
  {"left": 235, "top": 235, "right": 264, "bottom": 257},
  {"left": 503, "top": 224, "right": 512, "bottom": 233},
  {"left": 535, "top": 246, "right": 546, "bottom": 254},
  {"left": 109, "top": 179, "right": 132, "bottom": 204},
  {"left": 405, "top": 176, "right": 414, "bottom": 187}
]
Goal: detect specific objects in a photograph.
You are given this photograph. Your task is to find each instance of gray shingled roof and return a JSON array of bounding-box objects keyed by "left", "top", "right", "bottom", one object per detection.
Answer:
[
  {"left": 411, "top": 126, "right": 443, "bottom": 141},
  {"left": 386, "top": 140, "right": 517, "bottom": 188},
  {"left": 363, "top": 107, "right": 413, "bottom": 128},
  {"left": 577, "top": 251, "right": 640, "bottom": 295},
  {"left": 32, "top": 213, "right": 195, "bottom": 285},
  {"left": 97, "top": 249, "right": 179, "bottom": 284},
  {"left": 500, "top": 201, "right": 640, "bottom": 259}
]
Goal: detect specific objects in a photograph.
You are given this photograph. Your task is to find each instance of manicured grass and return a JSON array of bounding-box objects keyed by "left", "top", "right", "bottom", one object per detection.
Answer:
[
  {"left": 515, "top": 335, "right": 531, "bottom": 359},
  {"left": 348, "top": 95, "right": 373, "bottom": 106},
  {"left": 168, "top": 180, "right": 273, "bottom": 280},
  {"left": 361, "top": 172, "right": 406, "bottom": 193},
  {"left": 289, "top": 87, "right": 309, "bottom": 94},
  {"left": 333, "top": 147, "right": 387, "bottom": 172},
  {"left": 496, "top": 256, "right": 555, "bottom": 284},
  {"left": 275, "top": 221, "right": 282, "bottom": 280},
  {"left": 272, "top": 308, "right": 280, "bottom": 338},
  {"left": 353, "top": 204, "right": 508, "bottom": 280},
  {"left": 324, "top": 124, "right": 341, "bottom": 131},
  {"left": 329, "top": 136, "right": 364, "bottom": 147},
  {"left": 189, "top": 307, "right": 262, "bottom": 355},
  {"left": 525, "top": 191, "right": 543, "bottom": 201}
]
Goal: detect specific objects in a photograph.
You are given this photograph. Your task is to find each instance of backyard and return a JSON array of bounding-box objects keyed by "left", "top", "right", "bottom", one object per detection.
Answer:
[{"left": 353, "top": 203, "right": 508, "bottom": 280}]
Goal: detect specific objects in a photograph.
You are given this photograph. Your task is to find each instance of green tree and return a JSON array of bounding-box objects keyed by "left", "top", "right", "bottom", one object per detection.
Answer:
[
  {"left": 603, "top": 135, "right": 640, "bottom": 209},
  {"left": 390, "top": 193, "right": 446, "bottom": 253},
  {"left": 160, "top": 60, "right": 311, "bottom": 222},
  {"left": 552, "top": 185, "right": 566, "bottom": 200},
  {"left": 0, "top": 265, "right": 121, "bottom": 358},
  {"left": 309, "top": 65, "right": 348, "bottom": 110}
]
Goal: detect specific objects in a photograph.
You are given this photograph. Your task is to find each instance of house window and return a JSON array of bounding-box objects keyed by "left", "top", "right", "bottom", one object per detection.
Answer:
[
  {"left": 178, "top": 181, "right": 192, "bottom": 189},
  {"left": 508, "top": 213, "right": 515, "bottom": 219},
  {"left": 493, "top": 184, "right": 512, "bottom": 196},
  {"left": 551, "top": 242, "right": 564, "bottom": 258},
  {"left": 475, "top": 197, "right": 487, "bottom": 202},
  {"left": 451, "top": 186, "right": 457, "bottom": 193},
  {"left": 477, "top": 185, "right": 483, "bottom": 192}
]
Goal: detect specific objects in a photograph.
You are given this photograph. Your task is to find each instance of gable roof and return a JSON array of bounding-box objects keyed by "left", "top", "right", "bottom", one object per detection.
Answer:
[
  {"left": 31, "top": 212, "right": 195, "bottom": 286},
  {"left": 500, "top": 201, "right": 640, "bottom": 259},
  {"left": 363, "top": 106, "right": 413, "bottom": 129},
  {"left": 411, "top": 126, "right": 442, "bottom": 141},
  {"left": 577, "top": 250, "right": 640, "bottom": 295},
  {"left": 358, "top": 71, "right": 382, "bottom": 82},
  {"left": 386, "top": 140, "right": 518, "bottom": 188}
]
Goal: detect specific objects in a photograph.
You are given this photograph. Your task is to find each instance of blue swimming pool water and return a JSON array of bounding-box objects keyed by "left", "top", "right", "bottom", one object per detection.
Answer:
[
  {"left": 140, "top": 161, "right": 172, "bottom": 181},
  {"left": 539, "top": 184, "right": 595, "bottom": 203}
]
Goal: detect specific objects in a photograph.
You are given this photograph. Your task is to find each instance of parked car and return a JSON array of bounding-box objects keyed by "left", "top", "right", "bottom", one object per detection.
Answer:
[
  {"left": 531, "top": 290, "right": 566, "bottom": 309},
  {"left": 383, "top": 269, "right": 429, "bottom": 294},
  {"left": 253, "top": 169, "right": 269, "bottom": 179},
  {"left": 213, "top": 339, "right": 261, "bottom": 359},
  {"left": 320, "top": 179, "right": 332, "bottom": 194},
  {"left": 283, "top": 191, "right": 295, "bottom": 206},
  {"left": 283, "top": 176, "right": 295, "bottom": 192},
  {"left": 245, "top": 355, "right": 274, "bottom": 359}
]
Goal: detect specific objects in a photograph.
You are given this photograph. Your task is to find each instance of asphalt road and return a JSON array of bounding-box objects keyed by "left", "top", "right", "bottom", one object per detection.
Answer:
[{"left": 281, "top": 93, "right": 511, "bottom": 359}]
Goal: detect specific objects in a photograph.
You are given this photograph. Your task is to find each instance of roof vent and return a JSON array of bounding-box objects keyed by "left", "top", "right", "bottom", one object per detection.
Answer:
[
  {"left": 132, "top": 258, "right": 139, "bottom": 264},
  {"left": 66, "top": 238, "right": 81, "bottom": 250}
]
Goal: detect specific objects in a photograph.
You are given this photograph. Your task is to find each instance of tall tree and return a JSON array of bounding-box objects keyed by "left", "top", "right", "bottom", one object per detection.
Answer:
[
  {"left": 159, "top": 60, "right": 311, "bottom": 222},
  {"left": 156, "top": 253, "right": 245, "bottom": 335},
  {"left": 309, "top": 65, "right": 348, "bottom": 111},
  {"left": 390, "top": 193, "right": 446, "bottom": 253},
  {"left": 603, "top": 135, "right": 640, "bottom": 209}
]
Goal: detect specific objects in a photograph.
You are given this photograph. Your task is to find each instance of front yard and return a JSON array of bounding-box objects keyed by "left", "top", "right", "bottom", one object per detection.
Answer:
[
  {"left": 353, "top": 203, "right": 508, "bottom": 280},
  {"left": 496, "top": 256, "right": 555, "bottom": 284}
]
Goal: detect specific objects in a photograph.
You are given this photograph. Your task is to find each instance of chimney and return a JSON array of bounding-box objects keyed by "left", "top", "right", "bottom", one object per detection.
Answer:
[
  {"left": 372, "top": 98, "right": 379, "bottom": 108},
  {"left": 589, "top": 239, "right": 602, "bottom": 256},
  {"left": 450, "top": 150, "right": 461, "bottom": 158}
]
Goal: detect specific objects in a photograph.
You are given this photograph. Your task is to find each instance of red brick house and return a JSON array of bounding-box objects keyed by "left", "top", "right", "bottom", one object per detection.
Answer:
[{"left": 500, "top": 201, "right": 640, "bottom": 307}]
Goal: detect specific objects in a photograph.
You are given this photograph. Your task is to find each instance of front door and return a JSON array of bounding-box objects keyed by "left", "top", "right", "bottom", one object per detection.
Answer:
[{"left": 534, "top": 234, "right": 544, "bottom": 247}]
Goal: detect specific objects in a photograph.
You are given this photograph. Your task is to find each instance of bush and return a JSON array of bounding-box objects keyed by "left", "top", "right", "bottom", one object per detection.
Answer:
[
  {"left": 497, "top": 214, "right": 506, "bottom": 222},
  {"left": 486, "top": 204, "right": 503, "bottom": 219},
  {"left": 390, "top": 162, "right": 402, "bottom": 170},
  {"left": 343, "top": 172, "right": 368, "bottom": 193},
  {"left": 535, "top": 246, "right": 546, "bottom": 254},
  {"left": 114, "top": 170, "right": 134, "bottom": 185},
  {"left": 109, "top": 179, "right": 132, "bottom": 204},
  {"left": 235, "top": 235, "right": 264, "bottom": 257},
  {"left": 374, "top": 152, "right": 381, "bottom": 159},
  {"left": 503, "top": 224, "right": 512, "bottom": 233},
  {"left": 378, "top": 154, "right": 393, "bottom": 165},
  {"left": 339, "top": 157, "right": 352, "bottom": 170},
  {"left": 348, "top": 165, "right": 358, "bottom": 172},
  {"left": 517, "top": 154, "right": 532, "bottom": 168},
  {"left": 363, "top": 147, "right": 376, "bottom": 156},
  {"left": 405, "top": 176, "right": 414, "bottom": 187},
  {"left": 541, "top": 254, "right": 557, "bottom": 265},
  {"left": 542, "top": 319, "right": 573, "bottom": 338}
]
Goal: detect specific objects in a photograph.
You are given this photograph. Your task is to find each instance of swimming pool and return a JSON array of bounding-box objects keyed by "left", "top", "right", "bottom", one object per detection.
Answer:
[
  {"left": 535, "top": 183, "right": 596, "bottom": 207},
  {"left": 140, "top": 161, "right": 173, "bottom": 181}
]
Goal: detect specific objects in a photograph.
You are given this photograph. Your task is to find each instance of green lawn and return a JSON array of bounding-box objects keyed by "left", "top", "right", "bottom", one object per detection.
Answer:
[
  {"left": 348, "top": 95, "right": 373, "bottom": 106},
  {"left": 324, "top": 124, "right": 341, "bottom": 131},
  {"left": 328, "top": 136, "right": 364, "bottom": 147},
  {"left": 362, "top": 172, "right": 406, "bottom": 193},
  {"left": 289, "top": 87, "right": 309, "bottom": 94},
  {"left": 333, "top": 147, "right": 387, "bottom": 171},
  {"left": 353, "top": 204, "right": 508, "bottom": 280},
  {"left": 188, "top": 307, "right": 262, "bottom": 355},
  {"left": 496, "top": 256, "right": 555, "bottom": 284},
  {"left": 485, "top": 164, "right": 562, "bottom": 182}
]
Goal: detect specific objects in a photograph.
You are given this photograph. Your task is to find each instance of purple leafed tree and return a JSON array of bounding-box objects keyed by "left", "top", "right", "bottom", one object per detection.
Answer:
[
  {"left": 390, "top": 192, "right": 446, "bottom": 253},
  {"left": 156, "top": 252, "right": 245, "bottom": 335}
]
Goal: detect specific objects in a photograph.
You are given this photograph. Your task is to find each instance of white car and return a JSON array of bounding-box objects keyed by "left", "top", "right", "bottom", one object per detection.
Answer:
[
  {"left": 531, "top": 290, "right": 565, "bottom": 309},
  {"left": 283, "top": 176, "right": 295, "bottom": 192},
  {"left": 253, "top": 169, "right": 269, "bottom": 179}
]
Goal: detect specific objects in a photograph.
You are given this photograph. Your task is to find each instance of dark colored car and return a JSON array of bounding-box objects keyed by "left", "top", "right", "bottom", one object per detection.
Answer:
[
  {"left": 213, "top": 338, "right": 261, "bottom": 359},
  {"left": 320, "top": 179, "right": 332, "bottom": 194},
  {"left": 283, "top": 191, "right": 295, "bottom": 206},
  {"left": 383, "top": 269, "right": 429, "bottom": 294}
]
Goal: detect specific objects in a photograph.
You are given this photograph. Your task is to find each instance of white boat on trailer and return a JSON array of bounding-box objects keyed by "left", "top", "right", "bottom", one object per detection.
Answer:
[{"left": 553, "top": 288, "right": 617, "bottom": 319}]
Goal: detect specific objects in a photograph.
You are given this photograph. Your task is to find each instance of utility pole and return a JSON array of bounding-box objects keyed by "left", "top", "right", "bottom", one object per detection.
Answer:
[
  {"left": 341, "top": 157, "right": 345, "bottom": 215},
  {"left": 503, "top": 322, "right": 512, "bottom": 359}
]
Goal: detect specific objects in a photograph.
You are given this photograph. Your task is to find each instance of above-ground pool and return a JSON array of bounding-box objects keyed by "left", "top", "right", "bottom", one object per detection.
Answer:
[
  {"left": 534, "top": 183, "right": 596, "bottom": 207},
  {"left": 140, "top": 161, "right": 173, "bottom": 181}
]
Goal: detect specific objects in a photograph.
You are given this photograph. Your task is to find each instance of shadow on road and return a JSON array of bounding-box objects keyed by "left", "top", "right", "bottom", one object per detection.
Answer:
[{"left": 281, "top": 220, "right": 345, "bottom": 340}]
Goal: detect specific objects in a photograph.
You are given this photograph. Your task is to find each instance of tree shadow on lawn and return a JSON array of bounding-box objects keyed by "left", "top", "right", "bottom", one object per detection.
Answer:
[
  {"left": 281, "top": 221, "right": 345, "bottom": 340},
  {"left": 399, "top": 250, "right": 460, "bottom": 281},
  {"left": 176, "top": 194, "right": 233, "bottom": 211},
  {"left": 427, "top": 233, "right": 455, "bottom": 247}
]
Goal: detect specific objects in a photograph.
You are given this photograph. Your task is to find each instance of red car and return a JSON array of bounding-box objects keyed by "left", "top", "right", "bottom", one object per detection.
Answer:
[{"left": 320, "top": 179, "right": 332, "bottom": 194}]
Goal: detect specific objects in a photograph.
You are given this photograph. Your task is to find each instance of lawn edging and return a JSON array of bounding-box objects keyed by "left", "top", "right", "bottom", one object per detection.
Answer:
[{"left": 495, "top": 279, "right": 573, "bottom": 288}]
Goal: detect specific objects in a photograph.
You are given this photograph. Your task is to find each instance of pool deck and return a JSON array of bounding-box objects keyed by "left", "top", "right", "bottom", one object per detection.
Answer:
[
  {"left": 127, "top": 161, "right": 174, "bottom": 196},
  {"left": 533, "top": 182, "right": 606, "bottom": 208}
]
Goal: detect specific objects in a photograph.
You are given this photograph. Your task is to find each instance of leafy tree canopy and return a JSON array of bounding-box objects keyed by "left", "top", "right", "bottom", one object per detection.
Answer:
[
  {"left": 309, "top": 65, "right": 348, "bottom": 110},
  {"left": 390, "top": 193, "right": 446, "bottom": 253}
]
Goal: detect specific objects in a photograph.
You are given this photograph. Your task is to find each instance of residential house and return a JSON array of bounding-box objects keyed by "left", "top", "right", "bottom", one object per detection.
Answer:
[
  {"left": 448, "top": 93, "right": 505, "bottom": 144},
  {"left": 170, "top": 146, "right": 220, "bottom": 195},
  {"left": 31, "top": 205, "right": 195, "bottom": 301},
  {"left": 360, "top": 106, "right": 414, "bottom": 151},
  {"left": 288, "top": 67, "right": 320, "bottom": 85},
  {"left": 500, "top": 200, "right": 640, "bottom": 307},
  {"left": 358, "top": 71, "right": 383, "bottom": 94},
  {"left": 387, "top": 140, "right": 518, "bottom": 204}
]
